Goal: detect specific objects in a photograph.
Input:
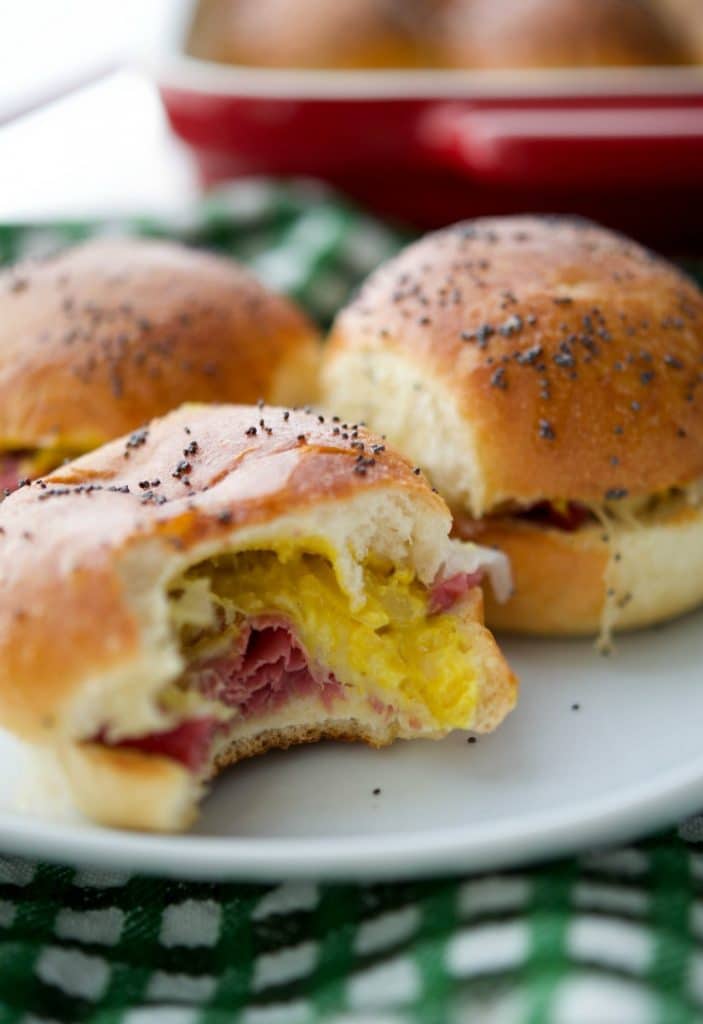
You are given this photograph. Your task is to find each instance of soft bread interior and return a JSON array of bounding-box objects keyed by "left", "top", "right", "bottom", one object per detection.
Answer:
[
  {"left": 53, "top": 487, "right": 514, "bottom": 831},
  {"left": 322, "top": 347, "right": 489, "bottom": 516}
]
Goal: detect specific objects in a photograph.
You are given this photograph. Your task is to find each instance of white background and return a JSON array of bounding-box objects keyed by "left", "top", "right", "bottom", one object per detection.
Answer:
[{"left": 0, "top": 0, "right": 197, "bottom": 219}]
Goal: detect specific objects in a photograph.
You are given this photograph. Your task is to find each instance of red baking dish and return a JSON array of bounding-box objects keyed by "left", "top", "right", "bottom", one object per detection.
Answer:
[{"left": 154, "top": 2, "right": 703, "bottom": 244}]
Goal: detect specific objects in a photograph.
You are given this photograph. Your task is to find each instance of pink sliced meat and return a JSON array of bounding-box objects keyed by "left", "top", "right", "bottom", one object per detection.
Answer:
[
  {"left": 428, "top": 571, "right": 483, "bottom": 615},
  {"left": 518, "top": 501, "right": 591, "bottom": 532},
  {"left": 196, "top": 624, "right": 343, "bottom": 717},
  {"left": 96, "top": 622, "right": 344, "bottom": 772},
  {"left": 102, "top": 718, "right": 217, "bottom": 771},
  {"left": 93, "top": 573, "right": 482, "bottom": 773},
  {"left": 0, "top": 454, "right": 23, "bottom": 495}
]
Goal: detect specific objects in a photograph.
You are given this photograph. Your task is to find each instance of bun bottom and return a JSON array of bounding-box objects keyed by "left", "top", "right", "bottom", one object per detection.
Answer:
[
  {"left": 58, "top": 717, "right": 457, "bottom": 834},
  {"left": 61, "top": 721, "right": 403, "bottom": 834},
  {"left": 472, "top": 502, "right": 703, "bottom": 636}
]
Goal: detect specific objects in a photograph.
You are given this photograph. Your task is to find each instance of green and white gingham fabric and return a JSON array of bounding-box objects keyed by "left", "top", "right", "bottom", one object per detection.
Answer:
[
  {"left": 1, "top": 833, "right": 703, "bottom": 1024},
  {"left": 0, "top": 179, "right": 408, "bottom": 328},
  {"left": 1, "top": 180, "right": 703, "bottom": 1024}
]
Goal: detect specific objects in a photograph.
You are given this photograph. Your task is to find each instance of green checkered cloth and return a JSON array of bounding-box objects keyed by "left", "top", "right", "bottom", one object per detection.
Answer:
[
  {"left": 1, "top": 832, "right": 702, "bottom": 1024},
  {"left": 0, "top": 179, "right": 408, "bottom": 328},
  {"left": 1, "top": 179, "right": 702, "bottom": 1024}
]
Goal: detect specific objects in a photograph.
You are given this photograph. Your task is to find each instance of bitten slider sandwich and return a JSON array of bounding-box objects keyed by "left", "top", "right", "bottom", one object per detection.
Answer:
[
  {"left": 0, "top": 404, "right": 515, "bottom": 831},
  {"left": 0, "top": 237, "right": 319, "bottom": 492},
  {"left": 323, "top": 215, "right": 703, "bottom": 639}
]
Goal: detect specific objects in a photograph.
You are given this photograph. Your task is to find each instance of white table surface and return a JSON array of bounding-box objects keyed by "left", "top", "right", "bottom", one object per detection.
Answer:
[{"left": 0, "top": 0, "right": 197, "bottom": 221}]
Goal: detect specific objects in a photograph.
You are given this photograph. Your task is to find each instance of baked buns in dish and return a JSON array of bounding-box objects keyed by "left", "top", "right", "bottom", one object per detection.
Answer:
[
  {"left": 441, "top": 0, "right": 691, "bottom": 68},
  {"left": 655, "top": 0, "right": 703, "bottom": 61},
  {"left": 187, "top": 0, "right": 444, "bottom": 69},
  {"left": 0, "top": 238, "right": 319, "bottom": 493},
  {"left": 0, "top": 403, "right": 515, "bottom": 831},
  {"left": 322, "top": 215, "right": 703, "bottom": 640}
]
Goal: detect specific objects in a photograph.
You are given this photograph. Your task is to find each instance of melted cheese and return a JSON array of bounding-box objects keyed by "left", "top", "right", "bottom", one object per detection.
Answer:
[
  {"left": 28, "top": 446, "right": 88, "bottom": 476},
  {"left": 170, "top": 548, "right": 479, "bottom": 729}
]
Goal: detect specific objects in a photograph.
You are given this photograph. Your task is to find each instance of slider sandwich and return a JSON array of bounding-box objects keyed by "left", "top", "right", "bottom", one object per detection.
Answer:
[
  {"left": 0, "top": 237, "right": 319, "bottom": 492},
  {"left": 323, "top": 215, "right": 703, "bottom": 640},
  {"left": 0, "top": 404, "right": 516, "bottom": 830}
]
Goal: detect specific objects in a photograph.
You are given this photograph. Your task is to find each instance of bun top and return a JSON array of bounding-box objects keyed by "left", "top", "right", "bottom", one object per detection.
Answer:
[
  {"left": 187, "top": 0, "right": 443, "bottom": 69},
  {"left": 441, "top": 0, "right": 691, "bottom": 68},
  {"left": 0, "top": 403, "right": 447, "bottom": 739},
  {"left": 327, "top": 215, "right": 703, "bottom": 511},
  {"left": 0, "top": 238, "right": 319, "bottom": 453}
]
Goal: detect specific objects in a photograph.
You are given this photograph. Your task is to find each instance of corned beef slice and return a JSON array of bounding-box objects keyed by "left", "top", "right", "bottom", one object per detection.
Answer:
[
  {"left": 104, "top": 625, "right": 340, "bottom": 769},
  {"left": 111, "top": 718, "right": 217, "bottom": 771},
  {"left": 197, "top": 625, "right": 342, "bottom": 716},
  {"left": 0, "top": 455, "right": 22, "bottom": 494}
]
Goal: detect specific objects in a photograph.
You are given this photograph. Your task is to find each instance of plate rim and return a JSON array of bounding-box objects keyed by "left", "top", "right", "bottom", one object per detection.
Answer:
[{"left": 1, "top": 750, "right": 701, "bottom": 881}]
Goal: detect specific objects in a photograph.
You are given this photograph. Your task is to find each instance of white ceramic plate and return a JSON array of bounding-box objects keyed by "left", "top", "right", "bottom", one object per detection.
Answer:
[{"left": 0, "top": 610, "right": 701, "bottom": 881}]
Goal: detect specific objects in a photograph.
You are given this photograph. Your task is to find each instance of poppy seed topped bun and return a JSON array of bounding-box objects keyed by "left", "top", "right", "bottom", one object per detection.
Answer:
[
  {"left": 442, "top": 0, "right": 691, "bottom": 69},
  {"left": 322, "top": 215, "right": 703, "bottom": 638},
  {"left": 0, "top": 403, "right": 514, "bottom": 830},
  {"left": 0, "top": 238, "right": 319, "bottom": 482}
]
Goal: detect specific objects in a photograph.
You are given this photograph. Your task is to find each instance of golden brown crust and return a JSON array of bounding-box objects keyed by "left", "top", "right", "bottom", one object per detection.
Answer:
[
  {"left": 0, "top": 238, "right": 320, "bottom": 452},
  {"left": 327, "top": 215, "right": 703, "bottom": 512},
  {"left": 462, "top": 597, "right": 519, "bottom": 730},
  {"left": 468, "top": 518, "right": 611, "bottom": 635},
  {"left": 442, "top": 0, "right": 691, "bottom": 69},
  {"left": 62, "top": 744, "right": 196, "bottom": 832},
  {"left": 0, "top": 403, "right": 445, "bottom": 738},
  {"left": 187, "top": 0, "right": 444, "bottom": 69},
  {"left": 214, "top": 720, "right": 400, "bottom": 768}
]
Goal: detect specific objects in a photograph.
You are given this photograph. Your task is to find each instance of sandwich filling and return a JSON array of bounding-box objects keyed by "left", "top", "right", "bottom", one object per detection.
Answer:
[
  {"left": 95, "top": 546, "right": 501, "bottom": 774},
  {"left": 453, "top": 481, "right": 703, "bottom": 541},
  {"left": 0, "top": 453, "right": 28, "bottom": 493}
]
